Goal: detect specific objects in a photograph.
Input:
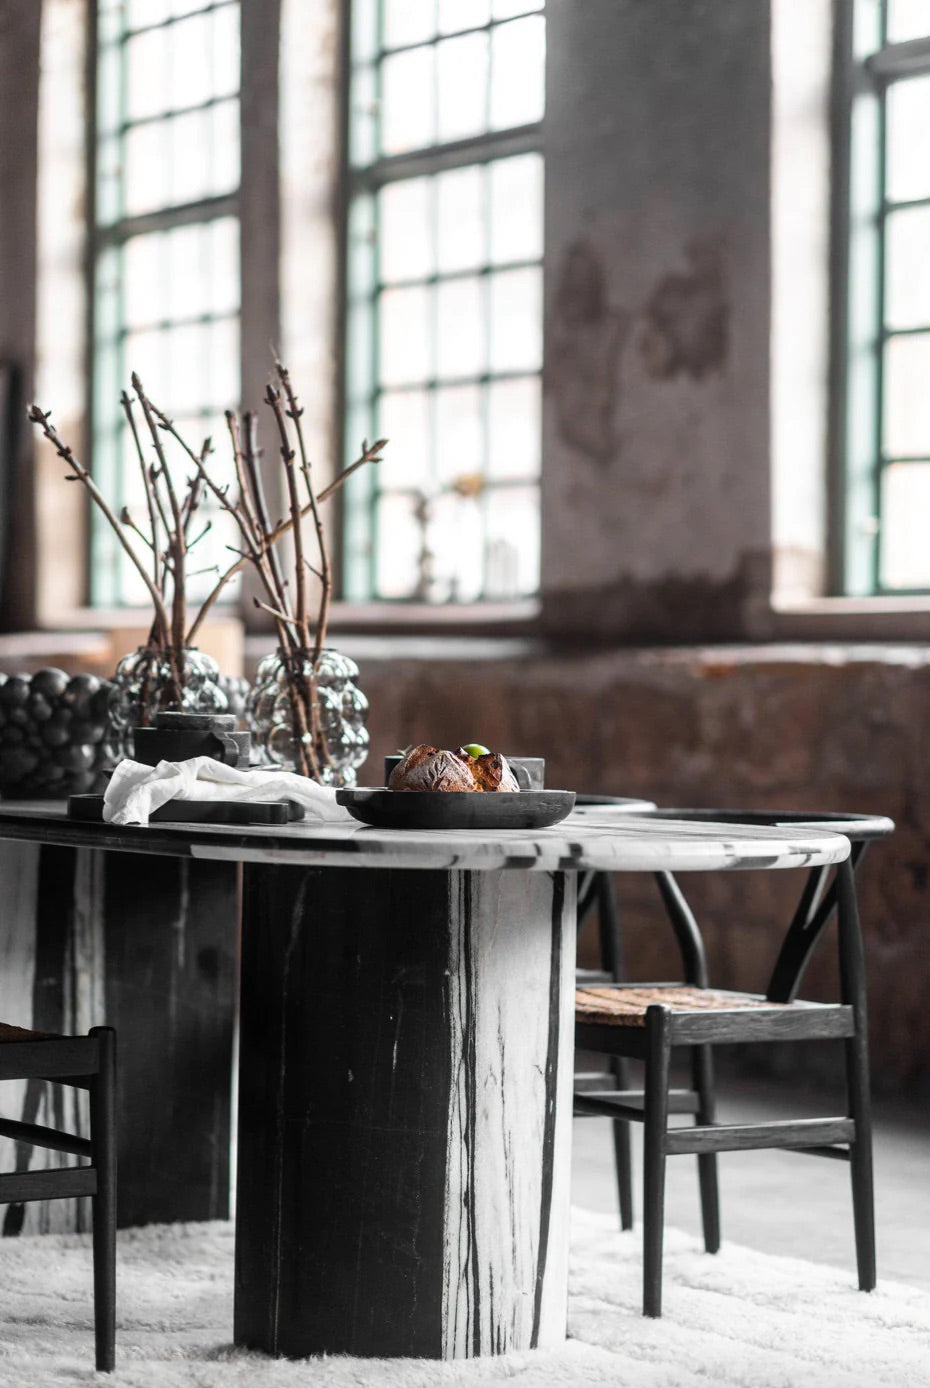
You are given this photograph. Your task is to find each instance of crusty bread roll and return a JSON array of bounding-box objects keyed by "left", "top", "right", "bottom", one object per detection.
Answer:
[
  {"left": 389, "top": 744, "right": 519, "bottom": 792},
  {"left": 459, "top": 749, "right": 520, "bottom": 792},
  {"left": 389, "top": 746, "right": 478, "bottom": 791}
]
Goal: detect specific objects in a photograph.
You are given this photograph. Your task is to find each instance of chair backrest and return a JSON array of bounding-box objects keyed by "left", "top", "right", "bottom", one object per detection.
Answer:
[{"left": 765, "top": 843, "right": 867, "bottom": 1004}]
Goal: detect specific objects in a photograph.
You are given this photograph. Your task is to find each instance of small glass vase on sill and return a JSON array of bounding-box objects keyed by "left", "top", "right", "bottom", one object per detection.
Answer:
[
  {"left": 106, "top": 645, "right": 229, "bottom": 762},
  {"left": 247, "top": 647, "right": 369, "bottom": 787}
]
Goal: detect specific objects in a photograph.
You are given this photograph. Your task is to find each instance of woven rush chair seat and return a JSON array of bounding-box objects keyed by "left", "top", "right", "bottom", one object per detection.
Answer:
[{"left": 576, "top": 985, "right": 778, "bottom": 1027}]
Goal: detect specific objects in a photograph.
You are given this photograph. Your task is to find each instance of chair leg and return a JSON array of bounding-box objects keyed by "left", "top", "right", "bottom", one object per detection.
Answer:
[
  {"left": 610, "top": 1056, "right": 634, "bottom": 1231},
  {"left": 836, "top": 860, "right": 876, "bottom": 1291},
  {"left": 642, "top": 1006, "right": 672, "bottom": 1317},
  {"left": 691, "top": 1043, "right": 720, "bottom": 1254},
  {"left": 89, "top": 1027, "right": 117, "bottom": 1372},
  {"left": 847, "top": 1030, "right": 876, "bottom": 1291},
  {"left": 597, "top": 873, "right": 635, "bottom": 1230}
]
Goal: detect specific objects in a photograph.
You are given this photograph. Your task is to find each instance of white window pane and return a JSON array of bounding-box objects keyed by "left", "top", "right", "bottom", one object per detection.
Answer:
[
  {"left": 378, "top": 390, "right": 431, "bottom": 488},
  {"left": 436, "top": 165, "right": 485, "bottom": 274},
  {"left": 351, "top": 0, "right": 379, "bottom": 65},
  {"left": 169, "top": 0, "right": 216, "bottom": 18},
  {"left": 168, "top": 413, "right": 209, "bottom": 462},
  {"left": 381, "top": 47, "right": 435, "bottom": 155},
  {"left": 169, "top": 11, "right": 214, "bottom": 111},
  {"left": 490, "top": 15, "right": 544, "bottom": 130},
  {"left": 208, "top": 218, "right": 240, "bottom": 317},
  {"left": 350, "top": 64, "right": 379, "bottom": 167},
  {"left": 887, "top": 76, "right": 930, "bottom": 205},
  {"left": 489, "top": 266, "right": 541, "bottom": 372},
  {"left": 491, "top": 0, "right": 542, "bottom": 16},
  {"left": 96, "top": 44, "right": 122, "bottom": 138},
  {"left": 437, "top": 32, "right": 488, "bottom": 143},
  {"left": 208, "top": 316, "right": 239, "bottom": 408},
  {"left": 887, "top": 0, "right": 930, "bottom": 43},
  {"left": 379, "top": 285, "right": 431, "bottom": 386},
  {"left": 438, "top": 0, "right": 490, "bottom": 34},
  {"left": 883, "top": 333, "right": 930, "bottom": 456},
  {"left": 96, "top": 134, "right": 121, "bottom": 225},
  {"left": 127, "top": 0, "right": 171, "bottom": 25},
  {"left": 124, "top": 233, "right": 166, "bottom": 329},
  {"left": 211, "top": 4, "right": 240, "bottom": 101},
  {"left": 881, "top": 463, "right": 930, "bottom": 587},
  {"left": 115, "top": 412, "right": 151, "bottom": 506},
  {"left": 124, "top": 121, "right": 170, "bottom": 216},
  {"left": 432, "top": 492, "right": 484, "bottom": 600},
  {"left": 126, "top": 27, "right": 168, "bottom": 121},
  {"left": 436, "top": 276, "right": 485, "bottom": 378},
  {"left": 165, "top": 223, "right": 206, "bottom": 320},
  {"left": 167, "top": 321, "right": 212, "bottom": 412},
  {"left": 487, "top": 376, "right": 539, "bottom": 479},
  {"left": 383, "top": 0, "right": 435, "bottom": 50},
  {"left": 380, "top": 178, "right": 433, "bottom": 282},
  {"left": 376, "top": 493, "right": 421, "bottom": 598},
  {"left": 483, "top": 484, "right": 538, "bottom": 596},
  {"left": 490, "top": 153, "right": 543, "bottom": 263},
  {"left": 95, "top": 248, "right": 121, "bottom": 345},
  {"left": 434, "top": 384, "right": 484, "bottom": 484},
  {"left": 169, "top": 108, "right": 212, "bottom": 204},
  {"left": 124, "top": 329, "right": 168, "bottom": 398},
  {"left": 886, "top": 207, "right": 930, "bottom": 331},
  {"left": 209, "top": 99, "right": 240, "bottom": 196}
]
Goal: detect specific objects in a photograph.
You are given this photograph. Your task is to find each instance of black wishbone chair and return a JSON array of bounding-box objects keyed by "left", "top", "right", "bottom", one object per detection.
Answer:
[
  {"left": 0, "top": 1024, "right": 117, "bottom": 1370},
  {"left": 574, "top": 810, "right": 892, "bottom": 1318}
]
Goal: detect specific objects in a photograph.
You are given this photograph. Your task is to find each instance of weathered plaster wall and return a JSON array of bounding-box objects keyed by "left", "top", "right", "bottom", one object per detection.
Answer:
[
  {"left": 543, "top": 0, "right": 773, "bottom": 641},
  {"left": 343, "top": 639, "right": 930, "bottom": 1093}
]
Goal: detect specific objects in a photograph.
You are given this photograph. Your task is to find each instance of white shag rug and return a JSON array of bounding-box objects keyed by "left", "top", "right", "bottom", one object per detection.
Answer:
[{"left": 0, "top": 1208, "right": 928, "bottom": 1388}]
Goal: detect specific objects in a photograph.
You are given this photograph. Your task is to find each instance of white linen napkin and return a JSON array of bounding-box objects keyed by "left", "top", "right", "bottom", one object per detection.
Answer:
[{"left": 103, "top": 756, "right": 353, "bottom": 827}]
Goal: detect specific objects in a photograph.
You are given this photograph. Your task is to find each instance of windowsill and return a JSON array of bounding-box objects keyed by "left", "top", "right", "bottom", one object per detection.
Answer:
[
  {"left": 16, "top": 592, "right": 930, "bottom": 659},
  {"left": 773, "top": 593, "right": 930, "bottom": 614},
  {"left": 326, "top": 599, "right": 541, "bottom": 637},
  {"left": 768, "top": 592, "right": 930, "bottom": 640}
]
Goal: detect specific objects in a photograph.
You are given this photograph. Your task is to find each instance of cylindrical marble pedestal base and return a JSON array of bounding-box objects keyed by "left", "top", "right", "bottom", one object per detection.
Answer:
[{"left": 234, "top": 865, "right": 576, "bottom": 1359}]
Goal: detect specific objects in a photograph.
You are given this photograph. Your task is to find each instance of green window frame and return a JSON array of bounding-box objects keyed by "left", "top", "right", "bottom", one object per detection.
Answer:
[
  {"left": 89, "top": 0, "right": 242, "bottom": 608},
  {"left": 342, "top": 0, "right": 545, "bottom": 605},
  {"left": 838, "top": 0, "right": 930, "bottom": 594}
]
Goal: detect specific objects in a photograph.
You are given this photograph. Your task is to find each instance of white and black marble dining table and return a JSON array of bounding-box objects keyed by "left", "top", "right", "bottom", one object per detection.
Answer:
[{"left": 0, "top": 802, "right": 850, "bottom": 1360}]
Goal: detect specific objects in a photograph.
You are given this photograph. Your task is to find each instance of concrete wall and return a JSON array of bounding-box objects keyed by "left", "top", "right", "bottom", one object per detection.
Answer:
[{"left": 543, "top": 0, "right": 773, "bottom": 641}]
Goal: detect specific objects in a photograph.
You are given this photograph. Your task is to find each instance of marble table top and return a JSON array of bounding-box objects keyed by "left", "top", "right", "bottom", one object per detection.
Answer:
[{"left": 0, "top": 801, "right": 850, "bottom": 874}]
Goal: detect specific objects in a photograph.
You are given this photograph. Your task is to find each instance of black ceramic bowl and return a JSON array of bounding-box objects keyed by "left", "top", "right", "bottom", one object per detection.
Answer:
[{"left": 337, "top": 787, "right": 574, "bottom": 831}]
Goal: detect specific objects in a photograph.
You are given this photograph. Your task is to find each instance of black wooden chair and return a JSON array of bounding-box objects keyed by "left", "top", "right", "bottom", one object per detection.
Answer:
[
  {"left": 575, "top": 814, "right": 891, "bottom": 1317},
  {"left": 0, "top": 1024, "right": 116, "bottom": 1371}
]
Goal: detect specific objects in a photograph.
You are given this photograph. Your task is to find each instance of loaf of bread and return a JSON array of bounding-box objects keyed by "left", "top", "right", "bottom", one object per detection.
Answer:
[{"left": 389, "top": 744, "right": 520, "bottom": 793}]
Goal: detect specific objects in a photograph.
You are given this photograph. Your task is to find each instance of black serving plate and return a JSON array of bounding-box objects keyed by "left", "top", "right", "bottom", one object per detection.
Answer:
[
  {"left": 68, "top": 795, "right": 305, "bottom": 825},
  {"left": 336, "top": 788, "right": 576, "bottom": 830}
]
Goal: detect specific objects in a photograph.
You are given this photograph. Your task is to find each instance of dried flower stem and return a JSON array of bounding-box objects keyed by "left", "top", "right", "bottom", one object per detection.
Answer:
[
  {"left": 31, "top": 361, "right": 386, "bottom": 780},
  {"left": 28, "top": 405, "right": 173, "bottom": 642}
]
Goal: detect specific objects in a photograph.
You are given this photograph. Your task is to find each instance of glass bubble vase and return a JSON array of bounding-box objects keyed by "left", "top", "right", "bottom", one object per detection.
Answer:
[
  {"left": 106, "top": 645, "right": 229, "bottom": 762},
  {"left": 247, "top": 647, "right": 369, "bottom": 787}
]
